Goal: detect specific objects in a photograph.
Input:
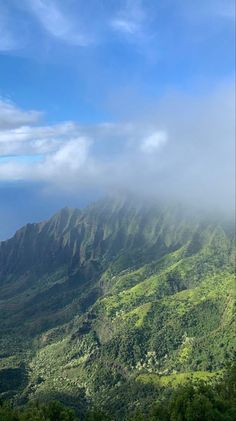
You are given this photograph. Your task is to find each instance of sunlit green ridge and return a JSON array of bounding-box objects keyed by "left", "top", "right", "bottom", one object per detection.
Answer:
[{"left": 0, "top": 196, "right": 235, "bottom": 419}]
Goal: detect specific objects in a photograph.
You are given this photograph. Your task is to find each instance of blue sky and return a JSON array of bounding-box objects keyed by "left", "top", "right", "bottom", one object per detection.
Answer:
[{"left": 0, "top": 0, "right": 235, "bottom": 239}]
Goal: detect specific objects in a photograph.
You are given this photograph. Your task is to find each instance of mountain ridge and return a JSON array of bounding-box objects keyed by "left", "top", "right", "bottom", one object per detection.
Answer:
[{"left": 0, "top": 196, "right": 235, "bottom": 418}]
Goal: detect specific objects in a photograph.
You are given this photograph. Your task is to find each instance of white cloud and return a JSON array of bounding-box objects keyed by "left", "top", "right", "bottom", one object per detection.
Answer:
[
  {"left": 1, "top": 0, "right": 232, "bottom": 57},
  {"left": 110, "top": 0, "right": 147, "bottom": 39},
  {"left": 28, "top": 0, "right": 91, "bottom": 46},
  {"left": 0, "top": 99, "right": 42, "bottom": 129},
  {"left": 42, "top": 137, "right": 90, "bottom": 176},
  {"left": 0, "top": 102, "right": 79, "bottom": 157},
  {"left": 140, "top": 131, "right": 167, "bottom": 153},
  {"left": 0, "top": 82, "right": 234, "bottom": 212},
  {"left": 0, "top": 136, "right": 91, "bottom": 182},
  {"left": 111, "top": 19, "right": 139, "bottom": 35}
]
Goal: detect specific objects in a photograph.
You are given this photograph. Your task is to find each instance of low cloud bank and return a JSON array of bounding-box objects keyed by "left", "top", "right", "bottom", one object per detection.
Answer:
[{"left": 0, "top": 82, "right": 234, "bottom": 213}]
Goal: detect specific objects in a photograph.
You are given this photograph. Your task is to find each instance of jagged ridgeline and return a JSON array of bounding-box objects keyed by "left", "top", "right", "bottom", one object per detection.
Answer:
[{"left": 0, "top": 196, "right": 235, "bottom": 418}]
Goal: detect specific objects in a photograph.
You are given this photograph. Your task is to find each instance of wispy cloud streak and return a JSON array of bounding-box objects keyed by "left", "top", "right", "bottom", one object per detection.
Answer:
[
  {"left": 27, "top": 0, "right": 91, "bottom": 45},
  {"left": 110, "top": 0, "right": 148, "bottom": 40},
  {"left": 0, "top": 6, "right": 18, "bottom": 51}
]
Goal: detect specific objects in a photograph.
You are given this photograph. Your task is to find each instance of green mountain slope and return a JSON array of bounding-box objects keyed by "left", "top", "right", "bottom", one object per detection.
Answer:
[{"left": 0, "top": 196, "right": 235, "bottom": 418}]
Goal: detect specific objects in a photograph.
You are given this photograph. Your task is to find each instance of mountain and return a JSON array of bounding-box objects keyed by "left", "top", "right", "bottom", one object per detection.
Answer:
[{"left": 0, "top": 196, "right": 235, "bottom": 419}]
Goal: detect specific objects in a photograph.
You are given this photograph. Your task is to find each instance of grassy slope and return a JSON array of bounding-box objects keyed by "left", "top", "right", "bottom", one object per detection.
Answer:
[{"left": 23, "top": 226, "right": 235, "bottom": 414}]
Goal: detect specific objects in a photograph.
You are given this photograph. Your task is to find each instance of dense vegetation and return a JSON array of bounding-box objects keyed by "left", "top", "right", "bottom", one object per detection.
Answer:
[
  {"left": 0, "top": 196, "right": 235, "bottom": 419},
  {"left": 131, "top": 363, "right": 236, "bottom": 421},
  {"left": 0, "top": 364, "right": 235, "bottom": 420}
]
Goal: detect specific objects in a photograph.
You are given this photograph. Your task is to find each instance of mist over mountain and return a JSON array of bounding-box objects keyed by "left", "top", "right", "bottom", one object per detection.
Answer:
[
  {"left": 0, "top": 80, "right": 235, "bottom": 242},
  {"left": 0, "top": 196, "right": 235, "bottom": 418},
  {"left": 0, "top": 1, "right": 235, "bottom": 419}
]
